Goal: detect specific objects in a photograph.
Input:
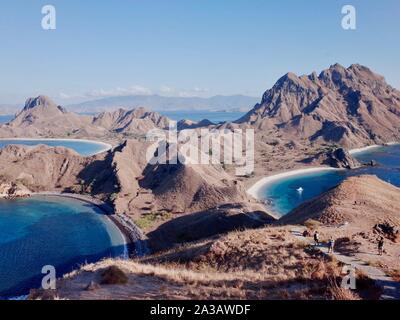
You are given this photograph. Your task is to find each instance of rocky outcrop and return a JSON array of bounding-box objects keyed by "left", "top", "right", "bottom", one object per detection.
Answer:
[
  {"left": 177, "top": 119, "right": 214, "bottom": 130},
  {"left": 92, "top": 107, "right": 170, "bottom": 135},
  {"left": 301, "top": 147, "right": 361, "bottom": 169},
  {"left": 238, "top": 64, "right": 400, "bottom": 148},
  {"left": 0, "top": 182, "right": 31, "bottom": 199},
  {"left": 324, "top": 148, "right": 360, "bottom": 169}
]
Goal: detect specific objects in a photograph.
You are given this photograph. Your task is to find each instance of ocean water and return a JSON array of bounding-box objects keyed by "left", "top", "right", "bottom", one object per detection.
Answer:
[
  {"left": 0, "top": 115, "right": 13, "bottom": 124},
  {"left": 0, "top": 139, "right": 109, "bottom": 157},
  {"left": 159, "top": 111, "right": 245, "bottom": 123},
  {"left": 1, "top": 111, "right": 246, "bottom": 125},
  {"left": 0, "top": 196, "right": 125, "bottom": 298},
  {"left": 261, "top": 144, "right": 400, "bottom": 216}
]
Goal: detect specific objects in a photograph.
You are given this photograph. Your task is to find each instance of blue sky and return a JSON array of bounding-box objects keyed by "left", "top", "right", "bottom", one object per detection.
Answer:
[{"left": 0, "top": 0, "right": 399, "bottom": 104}]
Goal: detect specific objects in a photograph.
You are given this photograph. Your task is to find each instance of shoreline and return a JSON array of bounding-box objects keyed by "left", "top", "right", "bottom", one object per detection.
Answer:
[
  {"left": 247, "top": 167, "right": 341, "bottom": 201},
  {"left": 247, "top": 142, "right": 400, "bottom": 215},
  {"left": 0, "top": 138, "right": 113, "bottom": 155},
  {"left": 349, "top": 144, "right": 382, "bottom": 155},
  {"left": 248, "top": 142, "right": 400, "bottom": 200},
  {"left": 349, "top": 141, "right": 399, "bottom": 155},
  {"left": 31, "top": 192, "right": 147, "bottom": 257}
]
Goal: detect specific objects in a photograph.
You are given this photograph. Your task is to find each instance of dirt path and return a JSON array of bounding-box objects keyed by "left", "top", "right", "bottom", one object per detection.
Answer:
[{"left": 291, "top": 228, "right": 400, "bottom": 300}]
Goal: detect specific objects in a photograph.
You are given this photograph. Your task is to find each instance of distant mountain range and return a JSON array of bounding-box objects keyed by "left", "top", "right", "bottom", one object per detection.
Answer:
[{"left": 66, "top": 94, "right": 259, "bottom": 113}]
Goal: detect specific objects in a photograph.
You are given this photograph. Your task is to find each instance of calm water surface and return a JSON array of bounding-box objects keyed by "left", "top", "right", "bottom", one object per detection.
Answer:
[
  {"left": 0, "top": 139, "right": 109, "bottom": 156},
  {"left": 0, "top": 196, "right": 125, "bottom": 298},
  {"left": 260, "top": 144, "right": 400, "bottom": 216}
]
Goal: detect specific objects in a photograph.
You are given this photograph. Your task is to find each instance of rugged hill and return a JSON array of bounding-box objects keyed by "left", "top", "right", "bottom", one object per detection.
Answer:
[
  {"left": 0, "top": 96, "right": 101, "bottom": 138},
  {"left": 0, "top": 143, "right": 120, "bottom": 197},
  {"left": 177, "top": 119, "right": 214, "bottom": 130},
  {"left": 31, "top": 226, "right": 378, "bottom": 300},
  {"left": 0, "top": 96, "right": 172, "bottom": 138},
  {"left": 92, "top": 107, "right": 170, "bottom": 134},
  {"left": 0, "top": 144, "right": 87, "bottom": 191},
  {"left": 238, "top": 64, "right": 400, "bottom": 148},
  {"left": 0, "top": 140, "right": 272, "bottom": 251},
  {"left": 280, "top": 175, "right": 400, "bottom": 231}
]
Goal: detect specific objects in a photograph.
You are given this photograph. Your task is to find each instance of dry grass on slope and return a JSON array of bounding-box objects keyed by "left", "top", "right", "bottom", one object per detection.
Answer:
[{"left": 32, "top": 226, "right": 378, "bottom": 300}]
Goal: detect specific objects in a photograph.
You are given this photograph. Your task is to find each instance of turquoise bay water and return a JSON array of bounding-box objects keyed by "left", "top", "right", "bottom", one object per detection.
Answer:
[
  {"left": 0, "top": 139, "right": 109, "bottom": 157},
  {"left": 0, "top": 196, "right": 125, "bottom": 298},
  {"left": 261, "top": 144, "right": 400, "bottom": 216}
]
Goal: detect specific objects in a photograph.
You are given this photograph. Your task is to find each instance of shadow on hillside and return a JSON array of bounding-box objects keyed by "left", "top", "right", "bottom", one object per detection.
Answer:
[
  {"left": 147, "top": 204, "right": 274, "bottom": 252},
  {"left": 71, "top": 146, "right": 122, "bottom": 197}
]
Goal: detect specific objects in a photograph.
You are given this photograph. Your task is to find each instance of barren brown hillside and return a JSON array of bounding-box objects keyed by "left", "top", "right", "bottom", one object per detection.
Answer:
[
  {"left": 280, "top": 175, "right": 400, "bottom": 228},
  {"left": 32, "top": 226, "right": 380, "bottom": 300},
  {"left": 0, "top": 96, "right": 172, "bottom": 139},
  {"left": 238, "top": 64, "right": 400, "bottom": 148}
]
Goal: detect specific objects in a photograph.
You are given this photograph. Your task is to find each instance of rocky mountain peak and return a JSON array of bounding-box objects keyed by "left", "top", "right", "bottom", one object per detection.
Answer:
[
  {"left": 239, "top": 64, "right": 400, "bottom": 147},
  {"left": 23, "top": 95, "right": 66, "bottom": 113}
]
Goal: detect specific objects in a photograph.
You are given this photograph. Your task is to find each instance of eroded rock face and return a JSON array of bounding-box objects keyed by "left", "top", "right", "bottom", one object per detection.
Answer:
[
  {"left": 0, "top": 182, "right": 31, "bottom": 199},
  {"left": 238, "top": 64, "right": 400, "bottom": 148},
  {"left": 301, "top": 147, "right": 360, "bottom": 169},
  {"left": 323, "top": 148, "right": 361, "bottom": 169}
]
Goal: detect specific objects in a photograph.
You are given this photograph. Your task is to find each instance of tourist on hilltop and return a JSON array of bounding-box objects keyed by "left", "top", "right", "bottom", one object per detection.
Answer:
[
  {"left": 328, "top": 237, "right": 335, "bottom": 254},
  {"left": 378, "top": 237, "right": 385, "bottom": 256},
  {"left": 314, "top": 231, "right": 320, "bottom": 246}
]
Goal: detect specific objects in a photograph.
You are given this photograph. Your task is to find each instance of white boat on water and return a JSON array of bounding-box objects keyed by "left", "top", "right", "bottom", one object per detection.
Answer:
[{"left": 297, "top": 187, "right": 304, "bottom": 193}]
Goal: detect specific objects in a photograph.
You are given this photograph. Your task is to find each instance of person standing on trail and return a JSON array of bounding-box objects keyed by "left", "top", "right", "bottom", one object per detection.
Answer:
[
  {"left": 378, "top": 237, "right": 385, "bottom": 256},
  {"left": 328, "top": 237, "right": 335, "bottom": 254},
  {"left": 314, "top": 231, "right": 320, "bottom": 246}
]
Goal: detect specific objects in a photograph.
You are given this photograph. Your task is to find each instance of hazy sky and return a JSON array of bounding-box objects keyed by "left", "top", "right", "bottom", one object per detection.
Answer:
[{"left": 0, "top": 0, "right": 399, "bottom": 104}]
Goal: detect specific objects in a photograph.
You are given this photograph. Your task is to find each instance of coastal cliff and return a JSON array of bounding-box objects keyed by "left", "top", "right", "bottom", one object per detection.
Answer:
[{"left": 0, "top": 182, "right": 31, "bottom": 199}]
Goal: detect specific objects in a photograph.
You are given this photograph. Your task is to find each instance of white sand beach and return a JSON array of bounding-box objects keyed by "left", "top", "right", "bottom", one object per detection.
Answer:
[
  {"left": 349, "top": 142, "right": 400, "bottom": 155},
  {"left": 0, "top": 138, "right": 113, "bottom": 155},
  {"left": 349, "top": 145, "right": 382, "bottom": 155},
  {"left": 247, "top": 167, "right": 341, "bottom": 200}
]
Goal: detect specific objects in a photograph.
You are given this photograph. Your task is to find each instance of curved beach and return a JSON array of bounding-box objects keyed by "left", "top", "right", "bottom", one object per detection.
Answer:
[
  {"left": 0, "top": 138, "right": 113, "bottom": 155},
  {"left": 247, "top": 167, "right": 341, "bottom": 201},
  {"left": 349, "top": 142, "right": 400, "bottom": 155}
]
